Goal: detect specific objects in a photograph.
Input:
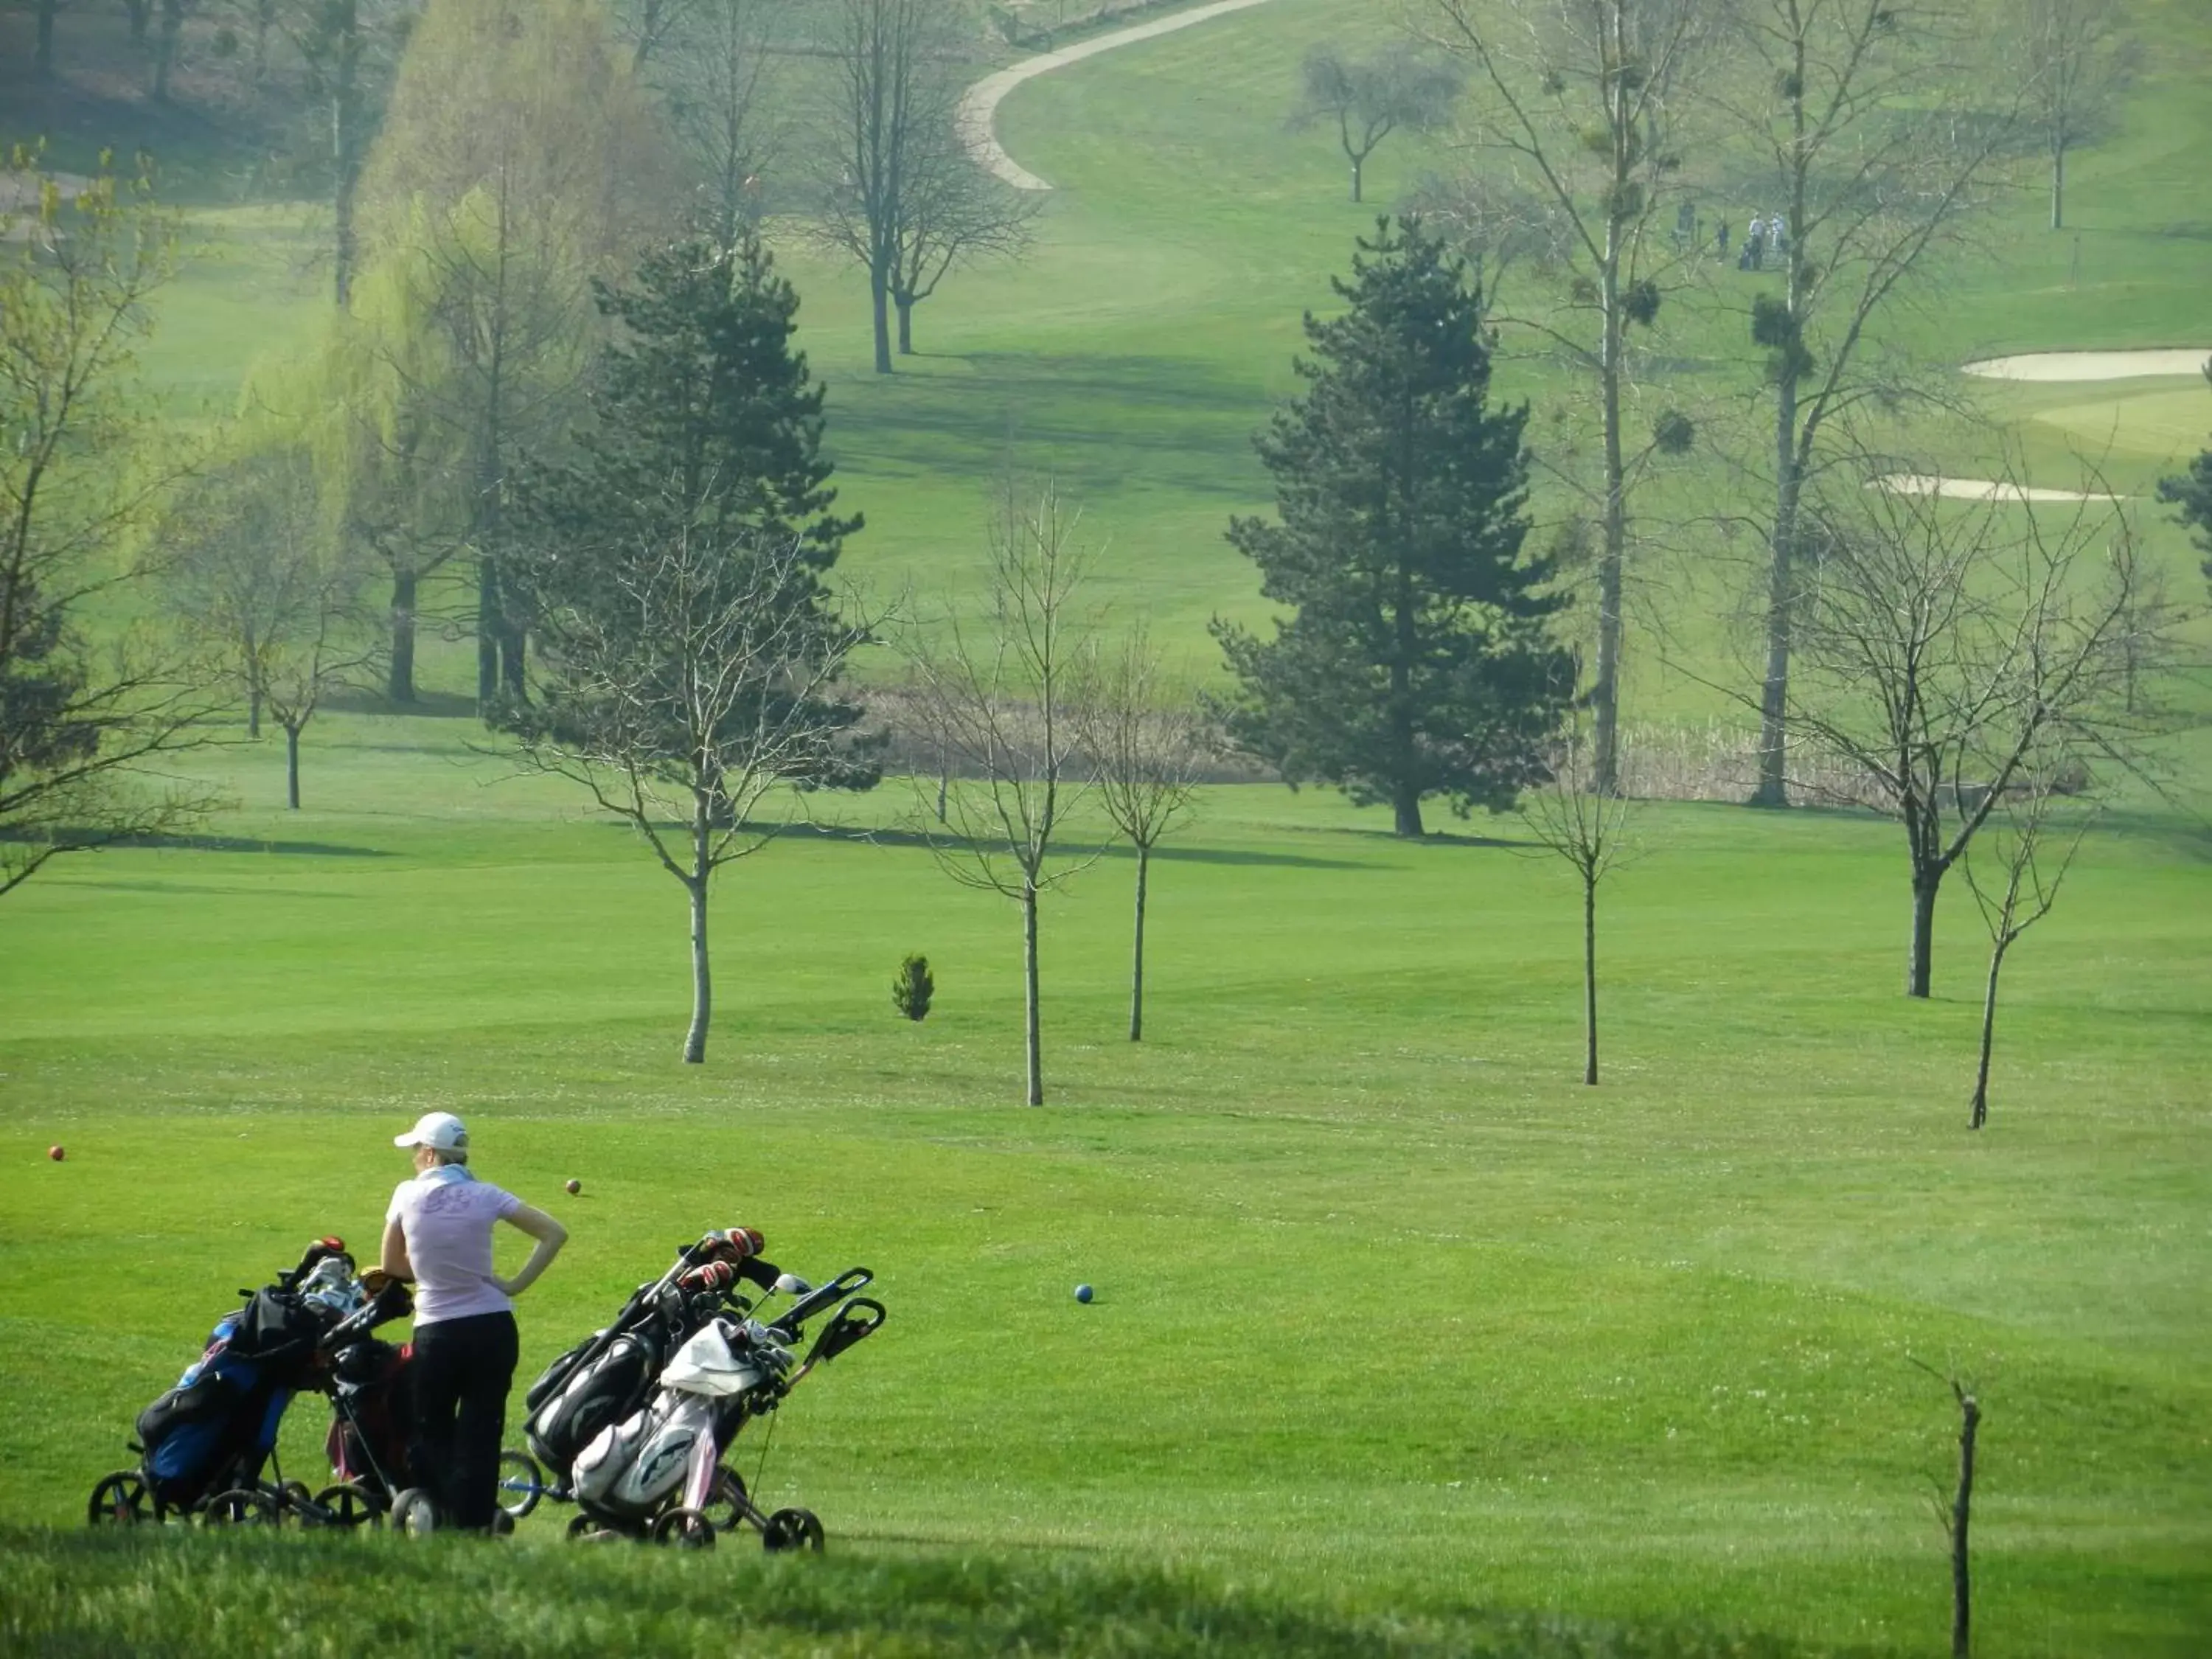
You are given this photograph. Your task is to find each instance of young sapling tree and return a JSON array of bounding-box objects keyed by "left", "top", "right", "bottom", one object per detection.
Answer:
[
  {"left": 1519, "top": 708, "right": 1635, "bottom": 1084},
  {"left": 906, "top": 475, "right": 1101, "bottom": 1105},
  {"left": 1079, "top": 624, "right": 1210, "bottom": 1042},
  {"left": 1959, "top": 758, "right": 2092, "bottom": 1129}
]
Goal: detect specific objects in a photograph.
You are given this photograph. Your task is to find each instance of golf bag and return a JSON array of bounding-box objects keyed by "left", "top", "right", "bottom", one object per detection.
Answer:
[
  {"left": 570, "top": 1318, "right": 787, "bottom": 1523},
  {"left": 323, "top": 1331, "right": 415, "bottom": 1500},
  {"left": 524, "top": 1230, "right": 779, "bottom": 1476},
  {"left": 131, "top": 1239, "right": 355, "bottom": 1513}
]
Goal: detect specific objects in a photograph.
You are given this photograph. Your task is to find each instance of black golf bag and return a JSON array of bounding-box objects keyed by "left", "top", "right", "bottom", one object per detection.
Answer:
[
  {"left": 131, "top": 1239, "right": 353, "bottom": 1514},
  {"left": 524, "top": 1231, "right": 780, "bottom": 1476},
  {"left": 322, "top": 1318, "right": 417, "bottom": 1502}
]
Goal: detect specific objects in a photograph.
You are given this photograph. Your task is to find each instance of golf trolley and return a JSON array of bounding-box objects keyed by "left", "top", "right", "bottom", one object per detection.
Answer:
[
  {"left": 502, "top": 1229, "right": 884, "bottom": 1551},
  {"left": 87, "top": 1238, "right": 417, "bottom": 1530}
]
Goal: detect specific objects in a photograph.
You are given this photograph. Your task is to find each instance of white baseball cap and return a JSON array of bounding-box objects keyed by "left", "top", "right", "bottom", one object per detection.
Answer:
[{"left": 394, "top": 1111, "right": 469, "bottom": 1152}]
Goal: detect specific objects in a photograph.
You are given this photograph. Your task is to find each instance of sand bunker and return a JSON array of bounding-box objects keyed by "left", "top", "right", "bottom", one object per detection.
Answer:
[
  {"left": 960, "top": 0, "right": 1279, "bottom": 192},
  {"left": 1876, "top": 475, "right": 2121, "bottom": 504},
  {"left": 1963, "top": 349, "right": 2211, "bottom": 382}
]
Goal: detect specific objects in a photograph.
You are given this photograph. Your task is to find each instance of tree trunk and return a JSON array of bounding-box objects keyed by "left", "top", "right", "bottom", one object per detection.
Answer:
[
  {"left": 1392, "top": 782, "right": 1425, "bottom": 839},
  {"left": 1751, "top": 403, "right": 1801, "bottom": 808},
  {"left": 683, "top": 804, "right": 712, "bottom": 1064},
  {"left": 1592, "top": 198, "right": 1627, "bottom": 790},
  {"left": 870, "top": 260, "right": 894, "bottom": 375},
  {"left": 2051, "top": 143, "right": 2064, "bottom": 232},
  {"left": 248, "top": 683, "right": 262, "bottom": 740},
  {"left": 332, "top": 16, "right": 363, "bottom": 310},
  {"left": 251, "top": 0, "right": 273, "bottom": 83},
  {"left": 1582, "top": 874, "right": 1599, "bottom": 1085},
  {"left": 476, "top": 554, "right": 502, "bottom": 709},
  {"left": 388, "top": 566, "right": 417, "bottom": 703},
  {"left": 35, "top": 0, "right": 58, "bottom": 73},
  {"left": 124, "top": 0, "right": 151, "bottom": 42},
  {"left": 1023, "top": 880, "right": 1043, "bottom": 1105},
  {"left": 1350, "top": 156, "right": 1363, "bottom": 203},
  {"left": 285, "top": 723, "right": 302, "bottom": 810},
  {"left": 1969, "top": 936, "right": 2008, "bottom": 1129},
  {"left": 501, "top": 624, "right": 526, "bottom": 700},
  {"left": 1908, "top": 872, "right": 1939, "bottom": 998},
  {"left": 896, "top": 292, "right": 914, "bottom": 355},
  {"left": 1754, "top": 51, "right": 1813, "bottom": 809},
  {"left": 153, "top": 0, "right": 184, "bottom": 103},
  {"left": 1129, "top": 841, "right": 1149, "bottom": 1043},
  {"left": 1951, "top": 1391, "right": 1980, "bottom": 1659}
]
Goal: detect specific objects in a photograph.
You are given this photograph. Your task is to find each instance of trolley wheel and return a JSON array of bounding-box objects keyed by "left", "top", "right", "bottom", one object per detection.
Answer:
[
  {"left": 566, "top": 1512, "right": 622, "bottom": 1543},
  {"left": 276, "top": 1479, "right": 317, "bottom": 1523},
  {"left": 760, "top": 1506, "right": 824, "bottom": 1554},
  {"left": 388, "top": 1486, "right": 440, "bottom": 1538},
  {"left": 312, "top": 1483, "right": 385, "bottom": 1529},
  {"left": 708, "top": 1466, "right": 751, "bottom": 1533},
  {"left": 201, "top": 1487, "right": 280, "bottom": 1527},
  {"left": 86, "top": 1471, "right": 149, "bottom": 1527},
  {"left": 495, "top": 1448, "right": 543, "bottom": 1520},
  {"left": 649, "top": 1506, "right": 717, "bottom": 1551}
]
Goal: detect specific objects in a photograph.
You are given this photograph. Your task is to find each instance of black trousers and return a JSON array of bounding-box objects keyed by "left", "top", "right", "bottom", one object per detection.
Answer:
[{"left": 408, "top": 1310, "right": 518, "bottom": 1531}]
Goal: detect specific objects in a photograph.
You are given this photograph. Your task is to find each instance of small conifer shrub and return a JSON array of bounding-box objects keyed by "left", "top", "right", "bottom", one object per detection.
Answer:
[{"left": 892, "top": 953, "right": 935, "bottom": 1022}]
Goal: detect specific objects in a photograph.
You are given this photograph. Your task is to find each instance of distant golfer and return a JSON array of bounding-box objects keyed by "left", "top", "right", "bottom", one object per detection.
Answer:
[{"left": 381, "top": 1111, "right": 567, "bottom": 1531}]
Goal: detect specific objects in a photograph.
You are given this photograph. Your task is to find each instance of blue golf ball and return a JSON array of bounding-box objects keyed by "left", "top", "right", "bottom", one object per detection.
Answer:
[{"left": 1074, "top": 1283, "right": 1094, "bottom": 1304}]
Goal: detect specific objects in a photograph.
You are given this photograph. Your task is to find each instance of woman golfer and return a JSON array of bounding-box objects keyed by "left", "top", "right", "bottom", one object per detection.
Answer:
[{"left": 380, "top": 1111, "right": 567, "bottom": 1531}]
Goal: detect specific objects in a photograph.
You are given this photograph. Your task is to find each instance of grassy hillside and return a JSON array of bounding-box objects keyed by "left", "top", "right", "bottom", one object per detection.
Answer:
[
  {"left": 3, "top": 720, "right": 2208, "bottom": 1653},
  {"left": 12, "top": 0, "right": 2208, "bottom": 707}
]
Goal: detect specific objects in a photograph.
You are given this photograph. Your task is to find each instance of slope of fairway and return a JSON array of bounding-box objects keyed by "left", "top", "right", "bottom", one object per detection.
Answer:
[{"left": 2, "top": 716, "right": 2208, "bottom": 1655}]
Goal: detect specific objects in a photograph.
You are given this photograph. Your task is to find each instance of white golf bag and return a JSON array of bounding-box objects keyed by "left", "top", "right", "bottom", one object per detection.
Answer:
[{"left": 571, "top": 1318, "right": 792, "bottom": 1523}]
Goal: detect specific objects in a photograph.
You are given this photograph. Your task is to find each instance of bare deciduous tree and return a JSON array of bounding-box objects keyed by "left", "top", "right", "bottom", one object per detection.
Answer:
[
  {"left": 1079, "top": 625, "right": 1209, "bottom": 1043},
  {"left": 654, "top": 0, "right": 785, "bottom": 247},
  {"left": 167, "top": 448, "right": 374, "bottom": 809},
  {"left": 1290, "top": 42, "right": 1462, "bottom": 204},
  {"left": 2019, "top": 0, "right": 2138, "bottom": 232},
  {"left": 1422, "top": 0, "right": 1713, "bottom": 796},
  {"left": 1756, "top": 462, "right": 2153, "bottom": 998},
  {"left": 1518, "top": 706, "right": 1635, "bottom": 1084},
  {"left": 1959, "top": 755, "right": 2091, "bottom": 1129},
  {"left": 815, "top": 0, "right": 1037, "bottom": 372},
  {"left": 1711, "top": 0, "right": 2023, "bottom": 807},
  {"left": 905, "top": 476, "right": 1101, "bottom": 1105},
  {"left": 1, "top": 161, "right": 218, "bottom": 900},
  {"left": 506, "top": 507, "right": 880, "bottom": 1065}
]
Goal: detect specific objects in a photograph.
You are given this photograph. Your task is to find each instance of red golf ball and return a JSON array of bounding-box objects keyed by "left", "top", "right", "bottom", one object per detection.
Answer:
[{"left": 47, "top": 1145, "right": 64, "bottom": 1161}]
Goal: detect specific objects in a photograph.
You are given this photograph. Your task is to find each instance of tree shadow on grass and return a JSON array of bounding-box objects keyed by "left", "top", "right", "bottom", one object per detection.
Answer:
[
  {"left": 1, "top": 830, "right": 391, "bottom": 858},
  {"left": 324, "top": 686, "right": 481, "bottom": 720},
  {"left": 742, "top": 818, "right": 1381, "bottom": 872},
  {"left": 829, "top": 352, "right": 1273, "bottom": 502}
]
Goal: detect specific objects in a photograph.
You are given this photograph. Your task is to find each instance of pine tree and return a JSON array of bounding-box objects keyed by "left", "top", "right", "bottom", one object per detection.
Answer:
[
  {"left": 505, "top": 227, "right": 874, "bottom": 788},
  {"left": 1213, "top": 217, "right": 1570, "bottom": 838},
  {"left": 563, "top": 231, "right": 860, "bottom": 572}
]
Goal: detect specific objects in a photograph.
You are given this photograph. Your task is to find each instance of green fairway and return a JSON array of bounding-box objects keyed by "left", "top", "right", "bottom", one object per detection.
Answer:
[{"left": 2, "top": 714, "right": 2209, "bottom": 1654}]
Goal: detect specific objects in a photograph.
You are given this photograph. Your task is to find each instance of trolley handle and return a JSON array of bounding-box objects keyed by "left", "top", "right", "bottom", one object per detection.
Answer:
[{"left": 771, "top": 1267, "right": 873, "bottom": 1337}]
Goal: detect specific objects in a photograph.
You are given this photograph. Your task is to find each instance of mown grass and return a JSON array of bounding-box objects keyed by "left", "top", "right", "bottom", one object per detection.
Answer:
[
  {"left": 0, "top": 1529, "right": 1826, "bottom": 1658},
  {"left": 2, "top": 716, "right": 2208, "bottom": 1654}
]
